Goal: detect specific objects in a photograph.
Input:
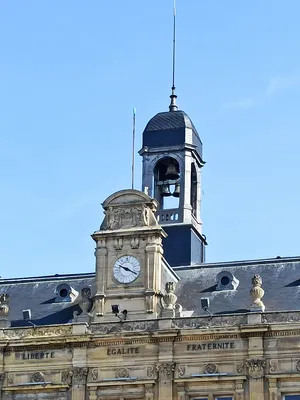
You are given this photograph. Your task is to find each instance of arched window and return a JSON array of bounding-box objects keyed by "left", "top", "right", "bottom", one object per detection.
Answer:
[
  {"left": 190, "top": 163, "right": 197, "bottom": 217},
  {"left": 153, "top": 157, "right": 180, "bottom": 210}
]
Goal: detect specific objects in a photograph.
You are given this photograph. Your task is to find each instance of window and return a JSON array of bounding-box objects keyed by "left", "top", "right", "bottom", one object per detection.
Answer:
[
  {"left": 284, "top": 396, "right": 300, "bottom": 400},
  {"left": 215, "top": 397, "right": 233, "bottom": 400},
  {"left": 193, "top": 398, "right": 233, "bottom": 400}
]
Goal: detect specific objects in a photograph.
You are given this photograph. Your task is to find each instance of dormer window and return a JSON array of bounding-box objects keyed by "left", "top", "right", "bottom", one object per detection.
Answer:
[
  {"left": 216, "top": 271, "right": 239, "bottom": 291},
  {"left": 55, "top": 284, "right": 79, "bottom": 303}
]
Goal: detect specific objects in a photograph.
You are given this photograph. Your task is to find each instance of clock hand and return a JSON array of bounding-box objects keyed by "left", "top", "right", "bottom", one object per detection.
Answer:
[{"left": 119, "top": 265, "right": 137, "bottom": 275}]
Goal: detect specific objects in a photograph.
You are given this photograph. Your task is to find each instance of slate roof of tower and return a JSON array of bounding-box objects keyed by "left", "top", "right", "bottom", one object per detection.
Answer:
[
  {"left": 144, "top": 110, "right": 198, "bottom": 132},
  {"left": 142, "top": 110, "right": 203, "bottom": 157}
]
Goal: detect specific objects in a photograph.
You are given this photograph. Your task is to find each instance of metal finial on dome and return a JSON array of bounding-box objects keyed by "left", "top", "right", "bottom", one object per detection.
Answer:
[{"left": 169, "top": 0, "right": 178, "bottom": 112}]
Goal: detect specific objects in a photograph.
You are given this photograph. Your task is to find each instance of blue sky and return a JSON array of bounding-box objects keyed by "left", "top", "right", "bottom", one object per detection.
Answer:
[{"left": 1, "top": 1, "right": 300, "bottom": 277}]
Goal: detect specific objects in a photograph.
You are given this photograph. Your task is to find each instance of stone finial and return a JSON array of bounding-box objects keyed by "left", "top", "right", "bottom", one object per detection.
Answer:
[
  {"left": 162, "top": 282, "right": 177, "bottom": 310},
  {"left": 0, "top": 293, "right": 10, "bottom": 328},
  {"left": 160, "top": 282, "right": 182, "bottom": 318},
  {"left": 250, "top": 274, "right": 265, "bottom": 312},
  {"left": 0, "top": 294, "right": 9, "bottom": 317},
  {"left": 72, "top": 287, "right": 92, "bottom": 323}
]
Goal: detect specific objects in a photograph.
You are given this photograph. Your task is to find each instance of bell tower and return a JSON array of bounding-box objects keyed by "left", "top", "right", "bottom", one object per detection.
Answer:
[
  {"left": 139, "top": 97, "right": 207, "bottom": 267},
  {"left": 139, "top": 1, "right": 207, "bottom": 267}
]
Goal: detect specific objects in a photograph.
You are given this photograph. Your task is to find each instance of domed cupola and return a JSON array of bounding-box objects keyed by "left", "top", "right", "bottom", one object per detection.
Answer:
[
  {"left": 139, "top": 98, "right": 207, "bottom": 268},
  {"left": 142, "top": 110, "right": 203, "bottom": 158}
]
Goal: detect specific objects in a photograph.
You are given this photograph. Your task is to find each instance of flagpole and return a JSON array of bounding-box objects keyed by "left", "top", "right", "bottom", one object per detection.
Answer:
[{"left": 131, "top": 107, "right": 136, "bottom": 189}]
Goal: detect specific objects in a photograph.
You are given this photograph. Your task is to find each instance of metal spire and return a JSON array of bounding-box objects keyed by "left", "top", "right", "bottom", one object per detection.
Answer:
[{"left": 169, "top": 0, "right": 178, "bottom": 112}]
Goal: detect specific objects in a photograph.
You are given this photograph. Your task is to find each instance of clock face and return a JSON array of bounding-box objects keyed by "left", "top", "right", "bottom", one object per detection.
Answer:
[{"left": 113, "top": 255, "right": 141, "bottom": 284}]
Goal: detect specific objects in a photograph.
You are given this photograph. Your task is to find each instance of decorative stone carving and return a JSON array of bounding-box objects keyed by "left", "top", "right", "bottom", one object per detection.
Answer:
[
  {"left": 90, "top": 320, "right": 158, "bottom": 334},
  {"left": 7, "top": 374, "right": 14, "bottom": 384},
  {"left": 72, "top": 367, "right": 88, "bottom": 385},
  {"left": 0, "top": 294, "right": 9, "bottom": 317},
  {"left": 204, "top": 363, "right": 218, "bottom": 374},
  {"left": 73, "top": 287, "right": 92, "bottom": 323},
  {"left": 250, "top": 274, "right": 265, "bottom": 312},
  {"left": 130, "top": 237, "right": 140, "bottom": 249},
  {"left": 116, "top": 367, "right": 129, "bottom": 378},
  {"left": 156, "top": 363, "right": 175, "bottom": 380},
  {"left": 262, "top": 311, "right": 300, "bottom": 324},
  {"left": 0, "top": 293, "right": 10, "bottom": 327},
  {"left": 90, "top": 368, "right": 98, "bottom": 381},
  {"left": 145, "top": 385, "right": 154, "bottom": 400},
  {"left": 236, "top": 362, "right": 244, "bottom": 374},
  {"left": 103, "top": 205, "right": 150, "bottom": 230},
  {"left": 171, "top": 314, "right": 248, "bottom": 329},
  {"left": 0, "top": 373, "right": 4, "bottom": 382},
  {"left": 113, "top": 238, "right": 123, "bottom": 250},
  {"left": 99, "top": 190, "right": 159, "bottom": 232},
  {"left": 162, "top": 282, "right": 177, "bottom": 309},
  {"left": 269, "top": 359, "right": 278, "bottom": 373},
  {"left": 61, "top": 370, "right": 72, "bottom": 385},
  {"left": 31, "top": 371, "right": 45, "bottom": 383},
  {"left": 296, "top": 360, "right": 300, "bottom": 372},
  {"left": 3, "top": 325, "right": 72, "bottom": 339},
  {"left": 160, "top": 282, "right": 181, "bottom": 317},
  {"left": 178, "top": 364, "right": 186, "bottom": 377},
  {"left": 246, "top": 358, "right": 266, "bottom": 378},
  {"left": 146, "top": 365, "right": 157, "bottom": 379}
]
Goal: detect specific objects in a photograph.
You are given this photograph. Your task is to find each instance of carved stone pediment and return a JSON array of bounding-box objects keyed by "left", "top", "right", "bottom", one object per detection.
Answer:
[{"left": 98, "top": 189, "right": 159, "bottom": 231}]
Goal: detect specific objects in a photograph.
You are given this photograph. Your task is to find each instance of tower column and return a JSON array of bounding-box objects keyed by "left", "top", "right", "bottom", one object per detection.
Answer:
[{"left": 182, "top": 152, "right": 192, "bottom": 223}]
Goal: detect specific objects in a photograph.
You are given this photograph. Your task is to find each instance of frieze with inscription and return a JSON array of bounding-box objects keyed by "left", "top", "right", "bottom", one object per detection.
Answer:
[
  {"left": 186, "top": 342, "right": 235, "bottom": 351},
  {"left": 16, "top": 351, "right": 55, "bottom": 360},
  {"left": 107, "top": 346, "right": 139, "bottom": 356}
]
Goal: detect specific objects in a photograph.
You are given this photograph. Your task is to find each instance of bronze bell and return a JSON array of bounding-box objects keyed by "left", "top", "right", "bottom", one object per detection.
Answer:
[
  {"left": 173, "top": 182, "right": 180, "bottom": 197},
  {"left": 164, "top": 163, "right": 180, "bottom": 181},
  {"left": 161, "top": 183, "right": 172, "bottom": 197}
]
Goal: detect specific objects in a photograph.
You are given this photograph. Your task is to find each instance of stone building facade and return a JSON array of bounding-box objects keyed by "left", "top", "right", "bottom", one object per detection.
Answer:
[
  {"left": 1, "top": 188, "right": 300, "bottom": 400},
  {"left": 1, "top": 60, "right": 300, "bottom": 400}
]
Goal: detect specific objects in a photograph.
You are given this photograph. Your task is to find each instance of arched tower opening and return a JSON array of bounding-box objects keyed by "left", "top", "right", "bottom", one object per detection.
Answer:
[{"left": 154, "top": 157, "right": 180, "bottom": 211}]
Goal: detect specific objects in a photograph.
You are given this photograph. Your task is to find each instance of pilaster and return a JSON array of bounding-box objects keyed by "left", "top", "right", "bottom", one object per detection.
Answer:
[{"left": 71, "top": 367, "right": 88, "bottom": 400}]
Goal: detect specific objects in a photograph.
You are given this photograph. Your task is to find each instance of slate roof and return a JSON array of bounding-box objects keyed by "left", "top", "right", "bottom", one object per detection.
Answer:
[
  {"left": 142, "top": 110, "right": 203, "bottom": 158},
  {"left": 144, "top": 110, "right": 197, "bottom": 132},
  {"left": 175, "top": 256, "right": 300, "bottom": 316},
  {"left": 0, "top": 273, "right": 95, "bottom": 327},
  {"left": 2, "top": 256, "right": 300, "bottom": 326}
]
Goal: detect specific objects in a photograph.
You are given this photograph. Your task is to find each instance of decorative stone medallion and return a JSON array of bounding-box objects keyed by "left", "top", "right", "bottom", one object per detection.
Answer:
[
  {"left": 31, "top": 371, "right": 45, "bottom": 383},
  {"left": 204, "top": 363, "right": 218, "bottom": 374},
  {"left": 116, "top": 368, "right": 129, "bottom": 378}
]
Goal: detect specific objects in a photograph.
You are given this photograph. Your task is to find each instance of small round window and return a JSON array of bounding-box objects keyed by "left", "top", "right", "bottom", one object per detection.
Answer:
[
  {"left": 221, "top": 276, "right": 230, "bottom": 286},
  {"left": 59, "top": 288, "right": 68, "bottom": 298}
]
